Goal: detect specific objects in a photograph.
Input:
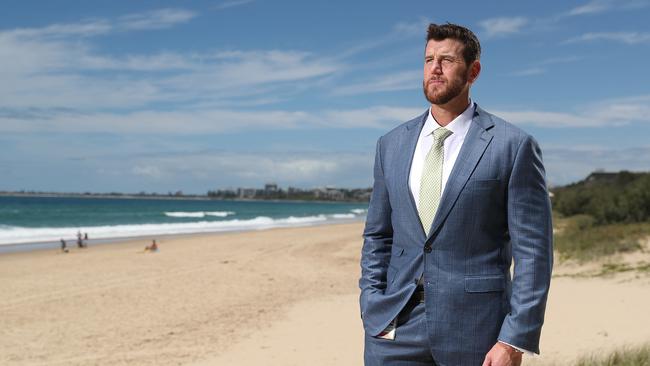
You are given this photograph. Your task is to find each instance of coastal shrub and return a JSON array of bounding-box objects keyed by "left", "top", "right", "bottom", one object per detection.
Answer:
[
  {"left": 573, "top": 343, "right": 650, "bottom": 366},
  {"left": 552, "top": 172, "right": 650, "bottom": 225},
  {"left": 553, "top": 215, "right": 648, "bottom": 262}
]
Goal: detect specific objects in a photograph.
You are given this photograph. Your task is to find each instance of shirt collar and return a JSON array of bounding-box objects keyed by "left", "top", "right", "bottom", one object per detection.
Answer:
[{"left": 422, "top": 99, "right": 475, "bottom": 138}]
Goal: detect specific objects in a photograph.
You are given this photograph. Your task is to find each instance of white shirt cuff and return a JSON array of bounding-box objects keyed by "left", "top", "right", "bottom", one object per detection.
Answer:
[{"left": 498, "top": 341, "right": 535, "bottom": 356}]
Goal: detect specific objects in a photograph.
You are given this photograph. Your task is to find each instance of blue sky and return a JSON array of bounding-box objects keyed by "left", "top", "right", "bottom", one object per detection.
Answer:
[{"left": 1, "top": 0, "right": 649, "bottom": 193}]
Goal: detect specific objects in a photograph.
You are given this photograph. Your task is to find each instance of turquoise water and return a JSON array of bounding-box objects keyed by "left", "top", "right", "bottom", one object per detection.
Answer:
[{"left": 0, "top": 196, "right": 368, "bottom": 246}]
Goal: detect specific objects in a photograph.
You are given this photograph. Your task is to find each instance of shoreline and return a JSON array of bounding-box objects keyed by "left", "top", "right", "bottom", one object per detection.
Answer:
[{"left": 0, "top": 216, "right": 365, "bottom": 255}]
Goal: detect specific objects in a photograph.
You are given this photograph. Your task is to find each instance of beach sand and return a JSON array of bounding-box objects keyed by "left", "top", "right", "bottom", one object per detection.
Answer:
[{"left": 1, "top": 222, "right": 648, "bottom": 365}]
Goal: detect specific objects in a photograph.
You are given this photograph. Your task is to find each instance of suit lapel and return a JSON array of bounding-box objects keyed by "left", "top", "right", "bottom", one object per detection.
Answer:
[
  {"left": 397, "top": 111, "right": 428, "bottom": 239},
  {"left": 427, "top": 105, "right": 494, "bottom": 239}
]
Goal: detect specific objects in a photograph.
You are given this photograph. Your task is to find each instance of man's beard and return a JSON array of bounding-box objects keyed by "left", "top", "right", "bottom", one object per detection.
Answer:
[{"left": 422, "top": 73, "right": 468, "bottom": 105}]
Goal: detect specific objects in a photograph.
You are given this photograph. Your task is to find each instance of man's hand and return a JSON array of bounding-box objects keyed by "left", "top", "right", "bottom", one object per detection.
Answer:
[{"left": 482, "top": 342, "right": 523, "bottom": 366}]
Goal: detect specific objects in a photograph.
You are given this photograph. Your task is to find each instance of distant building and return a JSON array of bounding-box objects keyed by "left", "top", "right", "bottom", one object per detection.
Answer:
[
  {"left": 264, "top": 183, "right": 278, "bottom": 195},
  {"left": 287, "top": 186, "right": 303, "bottom": 195},
  {"left": 328, "top": 189, "right": 345, "bottom": 201},
  {"left": 585, "top": 171, "right": 619, "bottom": 183},
  {"left": 209, "top": 188, "right": 237, "bottom": 198},
  {"left": 222, "top": 188, "right": 237, "bottom": 197},
  {"left": 314, "top": 186, "right": 345, "bottom": 201},
  {"left": 237, "top": 188, "right": 257, "bottom": 199},
  {"left": 203, "top": 183, "right": 372, "bottom": 202},
  {"left": 353, "top": 189, "right": 372, "bottom": 201}
]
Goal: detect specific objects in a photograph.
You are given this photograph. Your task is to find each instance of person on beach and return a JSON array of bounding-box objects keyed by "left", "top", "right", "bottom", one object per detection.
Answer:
[
  {"left": 359, "top": 23, "right": 553, "bottom": 366},
  {"left": 144, "top": 239, "right": 158, "bottom": 252},
  {"left": 76, "top": 231, "right": 84, "bottom": 249},
  {"left": 60, "top": 238, "right": 68, "bottom": 253}
]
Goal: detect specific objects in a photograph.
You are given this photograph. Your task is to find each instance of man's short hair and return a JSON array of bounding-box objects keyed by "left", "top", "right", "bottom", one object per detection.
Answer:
[{"left": 426, "top": 23, "right": 481, "bottom": 65}]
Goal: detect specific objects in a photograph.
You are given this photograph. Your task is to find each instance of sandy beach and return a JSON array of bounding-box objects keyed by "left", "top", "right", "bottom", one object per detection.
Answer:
[{"left": 1, "top": 222, "right": 649, "bottom": 365}]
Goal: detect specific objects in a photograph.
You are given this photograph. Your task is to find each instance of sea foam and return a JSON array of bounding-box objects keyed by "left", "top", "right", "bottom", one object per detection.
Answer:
[
  {"left": 0, "top": 213, "right": 358, "bottom": 246},
  {"left": 165, "top": 211, "right": 235, "bottom": 218}
]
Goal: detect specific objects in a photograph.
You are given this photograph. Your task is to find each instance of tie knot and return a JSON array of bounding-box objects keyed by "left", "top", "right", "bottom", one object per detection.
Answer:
[{"left": 433, "top": 127, "right": 453, "bottom": 143}]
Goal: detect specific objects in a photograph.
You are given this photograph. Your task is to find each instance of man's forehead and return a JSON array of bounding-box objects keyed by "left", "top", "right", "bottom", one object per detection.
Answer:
[{"left": 425, "top": 39, "right": 464, "bottom": 55}]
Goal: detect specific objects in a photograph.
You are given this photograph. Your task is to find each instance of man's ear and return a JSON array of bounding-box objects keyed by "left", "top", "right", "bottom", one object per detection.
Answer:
[{"left": 468, "top": 60, "right": 481, "bottom": 84}]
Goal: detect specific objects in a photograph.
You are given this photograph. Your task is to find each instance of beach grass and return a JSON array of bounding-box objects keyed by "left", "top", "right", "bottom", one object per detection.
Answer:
[
  {"left": 596, "top": 261, "right": 650, "bottom": 276},
  {"left": 573, "top": 343, "right": 650, "bottom": 366},
  {"left": 553, "top": 214, "right": 650, "bottom": 262}
]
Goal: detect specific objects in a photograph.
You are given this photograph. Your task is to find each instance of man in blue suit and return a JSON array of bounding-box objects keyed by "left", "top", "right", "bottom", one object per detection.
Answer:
[{"left": 359, "top": 23, "right": 553, "bottom": 366}]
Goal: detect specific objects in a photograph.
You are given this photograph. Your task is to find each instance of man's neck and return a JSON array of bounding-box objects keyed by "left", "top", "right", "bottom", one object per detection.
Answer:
[{"left": 430, "top": 96, "right": 471, "bottom": 126}]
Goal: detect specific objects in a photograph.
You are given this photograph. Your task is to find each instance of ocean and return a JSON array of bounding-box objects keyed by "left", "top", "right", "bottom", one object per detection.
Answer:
[{"left": 0, "top": 196, "right": 368, "bottom": 250}]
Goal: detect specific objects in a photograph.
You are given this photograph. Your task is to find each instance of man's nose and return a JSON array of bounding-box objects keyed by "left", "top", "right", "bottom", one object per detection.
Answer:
[{"left": 429, "top": 60, "right": 443, "bottom": 74}]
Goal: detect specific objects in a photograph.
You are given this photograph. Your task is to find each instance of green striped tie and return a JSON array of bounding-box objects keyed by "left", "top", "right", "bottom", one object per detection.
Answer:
[{"left": 418, "top": 127, "right": 453, "bottom": 236}]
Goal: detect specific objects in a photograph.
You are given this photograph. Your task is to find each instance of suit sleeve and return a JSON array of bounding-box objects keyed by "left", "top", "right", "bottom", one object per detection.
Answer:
[
  {"left": 498, "top": 135, "right": 553, "bottom": 354},
  {"left": 359, "top": 136, "right": 394, "bottom": 318}
]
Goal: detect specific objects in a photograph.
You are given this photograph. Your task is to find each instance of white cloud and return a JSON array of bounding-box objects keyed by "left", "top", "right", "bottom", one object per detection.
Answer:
[
  {"left": 537, "top": 56, "right": 582, "bottom": 65},
  {"left": 494, "top": 110, "right": 598, "bottom": 128},
  {"left": 509, "top": 56, "right": 580, "bottom": 77},
  {"left": 214, "top": 0, "right": 255, "bottom": 10},
  {"left": 2, "top": 8, "right": 195, "bottom": 41},
  {"left": 205, "top": 50, "right": 339, "bottom": 85},
  {"left": 0, "top": 105, "right": 423, "bottom": 134},
  {"left": 493, "top": 94, "right": 650, "bottom": 128},
  {"left": 392, "top": 18, "right": 432, "bottom": 37},
  {"left": 589, "top": 95, "right": 650, "bottom": 121},
  {"left": 3, "top": 92, "right": 649, "bottom": 134},
  {"left": 0, "top": 22, "right": 342, "bottom": 110},
  {"left": 334, "top": 18, "right": 430, "bottom": 60},
  {"left": 123, "top": 151, "right": 375, "bottom": 188},
  {"left": 4, "top": 20, "right": 113, "bottom": 39},
  {"left": 566, "top": 0, "right": 610, "bottom": 16},
  {"left": 320, "top": 107, "right": 424, "bottom": 129},
  {"left": 509, "top": 67, "right": 545, "bottom": 77},
  {"left": 132, "top": 165, "right": 164, "bottom": 179},
  {"left": 118, "top": 8, "right": 196, "bottom": 30},
  {"left": 544, "top": 146, "right": 650, "bottom": 186},
  {"left": 478, "top": 17, "right": 528, "bottom": 38},
  {"left": 331, "top": 70, "right": 421, "bottom": 96},
  {"left": 0, "top": 8, "right": 202, "bottom": 79},
  {"left": 478, "top": 1, "right": 648, "bottom": 36},
  {"left": 564, "top": 32, "right": 650, "bottom": 44},
  {"left": 3, "top": 16, "right": 429, "bottom": 123},
  {"left": 75, "top": 52, "right": 199, "bottom": 71},
  {"left": 563, "top": 0, "right": 649, "bottom": 17},
  {"left": 0, "top": 133, "right": 377, "bottom": 191}
]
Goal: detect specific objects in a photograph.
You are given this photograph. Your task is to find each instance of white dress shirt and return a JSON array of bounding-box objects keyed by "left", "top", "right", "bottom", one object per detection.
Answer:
[{"left": 409, "top": 100, "right": 474, "bottom": 210}]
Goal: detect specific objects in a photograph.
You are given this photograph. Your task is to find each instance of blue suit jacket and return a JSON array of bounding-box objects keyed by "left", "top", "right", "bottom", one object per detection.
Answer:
[{"left": 359, "top": 104, "right": 553, "bottom": 365}]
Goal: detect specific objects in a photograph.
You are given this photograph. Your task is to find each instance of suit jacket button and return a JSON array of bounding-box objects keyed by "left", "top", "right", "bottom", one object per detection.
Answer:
[{"left": 423, "top": 244, "right": 432, "bottom": 253}]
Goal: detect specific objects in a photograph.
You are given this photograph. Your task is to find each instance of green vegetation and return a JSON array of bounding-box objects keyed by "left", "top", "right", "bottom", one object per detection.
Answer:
[
  {"left": 596, "top": 261, "right": 650, "bottom": 276},
  {"left": 553, "top": 171, "right": 650, "bottom": 225},
  {"left": 551, "top": 171, "right": 650, "bottom": 262},
  {"left": 573, "top": 343, "right": 650, "bottom": 366},
  {"left": 553, "top": 214, "right": 649, "bottom": 262}
]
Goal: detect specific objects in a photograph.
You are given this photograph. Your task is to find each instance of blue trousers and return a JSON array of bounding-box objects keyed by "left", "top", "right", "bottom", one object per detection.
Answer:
[{"left": 364, "top": 298, "right": 438, "bottom": 366}]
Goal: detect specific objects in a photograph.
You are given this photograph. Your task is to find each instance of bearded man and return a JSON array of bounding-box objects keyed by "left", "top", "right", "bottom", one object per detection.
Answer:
[{"left": 359, "top": 23, "right": 553, "bottom": 366}]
